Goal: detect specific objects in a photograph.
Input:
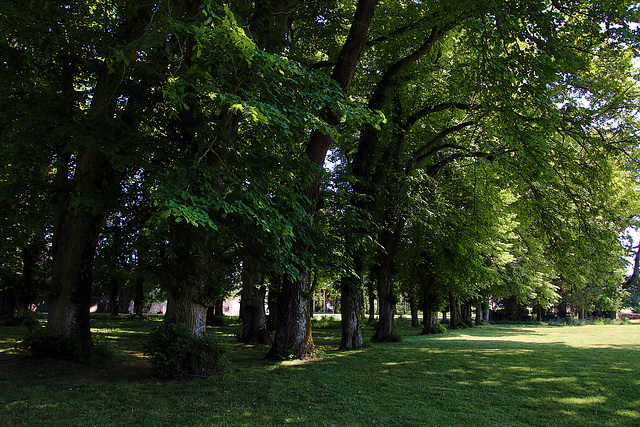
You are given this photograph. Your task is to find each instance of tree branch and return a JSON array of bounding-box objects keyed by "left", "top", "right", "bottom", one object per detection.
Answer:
[{"left": 407, "top": 120, "right": 478, "bottom": 173}]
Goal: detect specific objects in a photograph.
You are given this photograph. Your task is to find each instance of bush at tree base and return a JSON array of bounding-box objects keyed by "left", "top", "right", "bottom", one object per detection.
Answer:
[
  {"left": 21, "top": 327, "right": 81, "bottom": 360},
  {"left": 144, "top": 322, "right": 228, "bottom": 380}
]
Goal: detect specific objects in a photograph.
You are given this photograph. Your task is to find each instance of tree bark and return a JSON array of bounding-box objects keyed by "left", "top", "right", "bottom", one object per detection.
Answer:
[
  {"left": 170, "top": 287, "right": 209, "bottom": 337},
  {"left": 165, "top": 225, "right": 215, "bottom": 336},
  {"left": 267, "top": 273, "right": 314, "bottom": 358},
  {"left": 340, "top": 274, "right": 364, "bottom": 350},
  {"left": 461, "top": 301, "right": 472, "bottom": 325},
  {"left": 47, "top": 178, "right": 107, "bottom": 359}
]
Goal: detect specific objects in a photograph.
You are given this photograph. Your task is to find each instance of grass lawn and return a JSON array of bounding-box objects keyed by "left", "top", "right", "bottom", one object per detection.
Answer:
[{"left": 1, "top": 316, "right": 640, "bottom": 426}]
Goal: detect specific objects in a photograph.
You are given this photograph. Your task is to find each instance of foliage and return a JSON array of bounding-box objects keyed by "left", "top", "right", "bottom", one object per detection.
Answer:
[{"left": 143, "top": 322, "right": 227, "bottom": 380}]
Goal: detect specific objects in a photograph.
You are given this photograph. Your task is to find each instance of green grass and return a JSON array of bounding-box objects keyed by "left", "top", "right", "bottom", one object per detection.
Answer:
[{"left": 2, "top": 316, "right": 640, "bottom": 426}]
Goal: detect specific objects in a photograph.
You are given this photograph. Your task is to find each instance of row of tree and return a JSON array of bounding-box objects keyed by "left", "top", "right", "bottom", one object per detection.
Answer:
[{"left": 2, "top": 0, "right": 640, "bottom": 359}]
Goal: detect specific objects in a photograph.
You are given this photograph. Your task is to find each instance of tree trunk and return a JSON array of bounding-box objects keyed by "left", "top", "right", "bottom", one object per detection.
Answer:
[
  {"left": 557, "top": 300, "right": 567, "bottom": 318},
  {"left": 47, "top": 202, "right": 104, "bottom": 360},
  {"left": 409, "top": 297, "right": 419, "bottom": 327},
  {"left": 267, "top": 283, "right": 279, "bottom": 332},
  {"left": 46, "top": 6, "right": 151, "bottom": 356},
  {"left": 267, "top": 273, "right": 314, "bottom": 358},
  {"left": 367, "top": 279, "right": 376, "bottom": 323},
  {"left": 449, "top": 293, "right": 461, "bottom": 329},
  {"left": 170, "top": 287, "right": 209, "bottom": 337},
  {"left": 109, "top": 278, "right": 119, "bottom": 317},
  {"left": 267, "top": 0, "right": 377, "bottom": 358},
  {"left": 240, "top": 256, "right": 271, "bottom": 344},
  {"left": 422, "top": 307, "right": 438, "bottom": 334},
  {"left": 165, "top": 226, "right": 215, "bottom": 336},
  {"left": 340, "top": 274, "right": 364, "bottom": 350},
  {"left": 372, "top": 224, "right": 402, "bottom": 341},
  {"left": 133, "top": 275, "right": 144, "bottom": 317},
  {"left": 416, "top": 268, "right": 439, "bottom": 334},
  {"left": 461, "top": 301, "right": 472, "bottom": 325}
]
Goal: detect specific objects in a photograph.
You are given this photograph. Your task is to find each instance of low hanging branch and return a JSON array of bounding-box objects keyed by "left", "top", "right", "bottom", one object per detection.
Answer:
[{"left": 407, "top": 119, "right": 479, "bottom": 174}]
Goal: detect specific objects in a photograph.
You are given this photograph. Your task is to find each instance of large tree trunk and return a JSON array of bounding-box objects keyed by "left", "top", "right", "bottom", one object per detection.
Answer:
[
  {"left": 267, "top": 0, "right": 378, "bottom": 358},
  {"left": 46, "top": 4, "right": 151, "bottom": 358},
  {"left": 267, "top": 282, "right": 279, "bottom": 332},
  {"left": 240, "top": 256, "right": 271, "bottom": 344},
  {"left": 340, "top": 274, "right": 364, "bottom": 350},
  {"left": 372, "top": 226, "right": 402, "bottom": 342},
  {"left": 170, "top": 287, "right": 209, "bottom": 337},
  {"left": 416, "top": 265, "right": 439, "bottom": 334},
  {"left": 267, "top": 273, "right": 314, "bottom": 358},
  {"left": 165, "top": 226, "right": 214, "bottom": 337},
  {"left": 449, "top": 293, "right": 461, "bottom": 328},
  {"left": 372, "top": 262, "right": 396, "bottom": 341},
  {"left": 48, "top": 181, "right": 106, "bottom": 360}
]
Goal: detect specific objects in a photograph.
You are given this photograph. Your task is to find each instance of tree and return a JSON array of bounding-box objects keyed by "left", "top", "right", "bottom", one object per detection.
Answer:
[{"left": 332, "top": 0, "right": 640, "bottom": 340}]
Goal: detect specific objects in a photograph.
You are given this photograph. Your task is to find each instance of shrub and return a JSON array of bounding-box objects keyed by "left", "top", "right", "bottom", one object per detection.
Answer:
[
  {"left": 144, "top": 322, "right": 227, "bottom": 380},
  {"left": 22, "top": 327, "right": 81, "bottom": 360},
  {"left": 433, "top": 322, "right": 448, "bottom": 334},
  {"left": 207, "top": 315, "right": 228, "bottom": 327}
]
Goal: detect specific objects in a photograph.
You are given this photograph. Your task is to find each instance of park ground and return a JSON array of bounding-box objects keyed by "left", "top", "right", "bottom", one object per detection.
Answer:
[{"left": 1, "top": 316, "right": 640, "bottom": 426}]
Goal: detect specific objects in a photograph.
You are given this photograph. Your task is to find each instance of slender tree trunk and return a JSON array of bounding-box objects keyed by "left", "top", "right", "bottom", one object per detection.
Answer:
[
  {"left": 267, "top": 283, "right": 279, "bottom": 332},
  {"left": 367, "top": 280, "right": 376, "bottom": 323},
  {"left": 133, "top": 275, "right": 144, "bottom": 318},
  {"left": 240, "top": 256, "right": 271, "bottom": 344},
  {"left": 449, "top": 293, "right": 461, "bottom": 328},
  {"left": 409, "top": 297, "right": 419, "bottom": 327},
  {"left": 340, "top": 274, "right": 364, "bottom": 350},
  {"left": 110, "top": 279, "right": 119, "bottom": 317}
]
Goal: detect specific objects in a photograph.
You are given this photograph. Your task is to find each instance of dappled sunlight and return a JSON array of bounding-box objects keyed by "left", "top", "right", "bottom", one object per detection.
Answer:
[
  {"left": 615, "top": 409, "right": 640, "bottom": 419},
  {"left": 555, "top": 396, "right": 607, "bottom": 405},
  {"left": 122, "top": 350, "right": 147, "bottom": 359},
  {"left": 526, "top": 377, "right": 578, "bottom": 384}
]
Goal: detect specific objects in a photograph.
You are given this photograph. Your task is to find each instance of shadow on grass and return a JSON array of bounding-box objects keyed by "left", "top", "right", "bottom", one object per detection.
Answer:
[{"left": 1, "top": 321, "right": 640, "bottom": 426}]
